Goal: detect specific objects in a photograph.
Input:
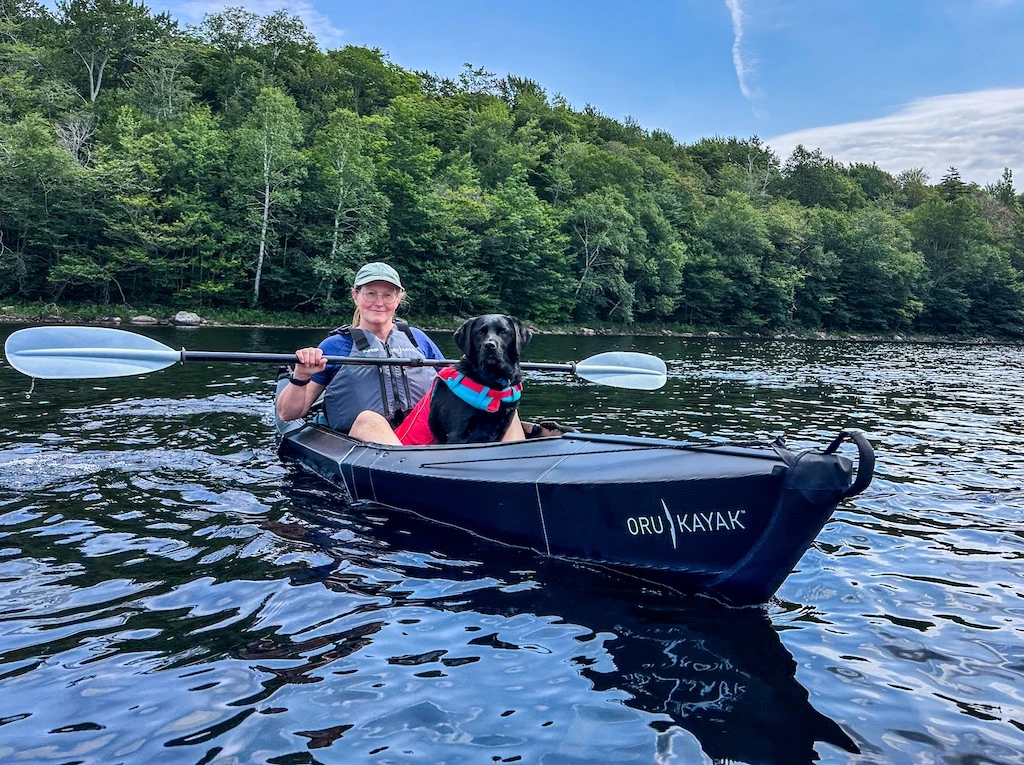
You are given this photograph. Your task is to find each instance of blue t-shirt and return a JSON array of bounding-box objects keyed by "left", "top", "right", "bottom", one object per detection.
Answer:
[{"left": 309, "top": 327, "right": 444, "bottom": 387}]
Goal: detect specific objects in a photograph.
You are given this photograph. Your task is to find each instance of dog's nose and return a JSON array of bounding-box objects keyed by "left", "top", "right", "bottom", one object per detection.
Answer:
[{"left": 483, "top": 339, "right": 498, "bottom": 349}]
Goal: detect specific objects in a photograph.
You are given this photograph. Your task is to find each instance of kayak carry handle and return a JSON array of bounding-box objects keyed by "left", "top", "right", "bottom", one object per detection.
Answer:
[{"left": 824, "top": 429, "right": 875, "bottom": 499}]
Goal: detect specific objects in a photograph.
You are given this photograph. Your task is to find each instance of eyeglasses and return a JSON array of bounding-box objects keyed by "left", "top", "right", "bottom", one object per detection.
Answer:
[{"left": 358, "top": 288, "right": 401, "bottom": 305}]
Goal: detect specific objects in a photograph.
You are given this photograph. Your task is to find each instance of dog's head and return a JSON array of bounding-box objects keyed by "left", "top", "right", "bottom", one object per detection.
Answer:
[{"left": 454, "top": 314, "right": 533, "bottom": 387}]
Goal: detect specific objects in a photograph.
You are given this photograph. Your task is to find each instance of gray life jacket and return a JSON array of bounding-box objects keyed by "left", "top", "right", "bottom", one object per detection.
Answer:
[{"left": 323, "top": 321, "right": 437, "bottom": 432}]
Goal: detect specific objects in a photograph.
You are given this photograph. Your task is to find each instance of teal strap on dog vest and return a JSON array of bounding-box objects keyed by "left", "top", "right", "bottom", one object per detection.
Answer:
[{"left": 438, "top": 367, "right": 521, "bottom": 412}]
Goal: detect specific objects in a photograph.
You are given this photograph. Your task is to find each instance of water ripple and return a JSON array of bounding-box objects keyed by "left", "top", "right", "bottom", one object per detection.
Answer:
[{"left": 2, "top": 328, "right": 1024, "bottom": 763}]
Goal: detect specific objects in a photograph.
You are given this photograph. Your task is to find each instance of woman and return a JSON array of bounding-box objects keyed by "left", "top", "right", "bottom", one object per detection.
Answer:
[{"left": 276, "top": 261, "right": 524, "bottom": 445}]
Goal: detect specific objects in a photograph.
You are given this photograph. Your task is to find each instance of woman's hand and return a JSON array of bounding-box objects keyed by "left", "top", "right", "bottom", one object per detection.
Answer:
[
  {"left": 278, "top": 348, "right": 327, "bottom": 421},
  {"left": 292, "top": 347, "right": 327, "bottom": 380}
]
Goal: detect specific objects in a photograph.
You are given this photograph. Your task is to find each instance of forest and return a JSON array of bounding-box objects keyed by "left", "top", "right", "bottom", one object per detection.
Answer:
[{"left": 2, "top": 0, "right": 1024, "bottom": 335}]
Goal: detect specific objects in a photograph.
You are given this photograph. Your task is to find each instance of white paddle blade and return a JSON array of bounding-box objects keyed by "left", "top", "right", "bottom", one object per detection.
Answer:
[
  {"left": 4, "top": 326, "right": 180, "bottom": 379},
  {"left": 574, "top": 351, "right": 667, "bottom": 390}
]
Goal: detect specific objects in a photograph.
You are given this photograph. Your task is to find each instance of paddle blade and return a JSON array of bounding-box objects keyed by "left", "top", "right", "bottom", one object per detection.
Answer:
[
  {"left": 574, "top": 351, "right": 667, "bottom": 390},
  {"left": 4, "top": 326, "right": 180, "bottom": 379}
]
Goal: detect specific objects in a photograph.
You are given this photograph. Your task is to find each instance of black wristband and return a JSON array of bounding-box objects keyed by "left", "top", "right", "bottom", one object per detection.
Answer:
[{"left": 288, "top": 374, "right": 312, "bottom": 387}]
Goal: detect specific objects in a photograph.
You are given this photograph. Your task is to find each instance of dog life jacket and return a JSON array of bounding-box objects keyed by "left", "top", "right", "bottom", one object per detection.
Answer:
[
  {"left": 436, "top": 367, "right": 522, "bottom": 411},
  {"left": 323, "top": 322, "right": 436, "bottom": 432},
  {"left": 393, "top": 368, "right": 523, "bottom": 446}
]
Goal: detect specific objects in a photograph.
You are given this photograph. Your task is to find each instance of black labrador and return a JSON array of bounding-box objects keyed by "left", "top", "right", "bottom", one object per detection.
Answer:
[{"left": 428, "top": 314, "right": 532, "bottom": 444}]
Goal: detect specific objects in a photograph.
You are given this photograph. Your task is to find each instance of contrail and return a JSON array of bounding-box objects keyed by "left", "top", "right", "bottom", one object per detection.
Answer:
[{"left": 725, "top": 0, "right": 754, "bottom": 100}]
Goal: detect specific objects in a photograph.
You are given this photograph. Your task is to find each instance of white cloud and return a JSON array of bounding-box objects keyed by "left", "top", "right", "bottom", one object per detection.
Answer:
[
  {"left": 158, "top": 1, "right": 345, "bottom": 49},
  {"left": 724, "top": 0, "right": 758, "bottom": 101},
  {"left": 765, "top": 88, "right": 1024, "bottom": 185}
]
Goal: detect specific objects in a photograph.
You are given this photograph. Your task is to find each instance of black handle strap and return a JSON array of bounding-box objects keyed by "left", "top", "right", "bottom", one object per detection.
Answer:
[{"left": 824, "top": 429, "right": 876, "bottom": 498}]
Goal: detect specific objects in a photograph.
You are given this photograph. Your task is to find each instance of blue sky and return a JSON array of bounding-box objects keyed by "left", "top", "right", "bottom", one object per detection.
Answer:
[{"left": 155, "top": 0, "right": 1024, "bottom": 185}]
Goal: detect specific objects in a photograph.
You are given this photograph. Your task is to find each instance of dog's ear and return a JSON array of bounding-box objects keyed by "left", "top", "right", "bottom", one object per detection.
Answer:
[
  {"left": 506, "top": 315, "right": 532, "bottom": 353},
  {"left": 454, "top": 318, "right": 476, "bottom": 355}
]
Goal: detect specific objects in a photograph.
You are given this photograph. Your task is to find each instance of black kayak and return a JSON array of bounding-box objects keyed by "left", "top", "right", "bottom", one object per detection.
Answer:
[{"left": 275, "top": 384, "right": 874, "bottom": 607}]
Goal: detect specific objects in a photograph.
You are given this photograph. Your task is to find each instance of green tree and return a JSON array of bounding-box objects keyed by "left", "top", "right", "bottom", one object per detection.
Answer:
[
  {"left": 965, "top": 246, "right": 1024, "bottom": 336},
  {"left": 839, "top": 205, "right": 923, "bottom": 330},
  {"left": 691, "top": 191, "right": 772, "bottom": 326},
  {"left": 160, "top": 106, "right": 234, "bottom": 306},
  {"left": 54, "top": 0, "right": 172, "bottom": 103},
  {"left": 986, "top": 168, "right": 1020, "bottom": 213},
  {"left": 689, "top": 135, "right": 780, "bottom": 201},
  {"left": 792, "top": 209, "right": 842, "bottom": 328},
  {"left": 128, "top": 36, "right": 196, "bottom": 121},
  {"left": 1, "top": 1, "right": 76, "bottom": 120},
  {"left": 233, "top": 86, "right": 306, "bottom": 305},
  {"left": 5, "top": 13, "right": 1024, "bottom": 336},
  {"left": 196, "top": 7, "right": 314, "bottom": 75},
  {"left": 307, "top": 108, "right": 389, "bottom": 308},
  {"left": 564, "top": 141, "right": 642, "bottom": 197},
  {"left": 88, "top": 106, "right": 172, "bottom": 303},
  {"left": 481, "top": 173, "right": 569, "bottom": 321},
  {"left": 195, "top": 8, "right": 318, "bottom": 128},
  {"left": 325, "top": 45, "right": 420, "bottom": 116},
  {"left": 938, "top": 167, "right": 970, "bottom": 201},
  {"left": 907, "top": 195, "right": 991, "bottom": 332},
  {"left": 0, "top": 113, "right": 86, "bottom": 296},
  {"left": 895, "top": 168, "right": 931, "bottom": 210},
  {"left": 561, "top": 189, "right": 637, "bottom": 321},
  {"left": 373, "top": 93, "right": 442, "bottom": 281},
  {"left": 462, "top": 98, "right": 545, "bottom": 188},
  {"left": 757, "top": 200, "right": 808, "bottom": 327},
  {"left": 848, "top": 162, "right": 897, "bottom": 202},
  {"left": 780, "top": 146, "right": 865, "bottom": 211}
]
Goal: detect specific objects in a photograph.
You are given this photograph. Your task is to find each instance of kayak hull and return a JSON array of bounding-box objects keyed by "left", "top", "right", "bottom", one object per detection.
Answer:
[{"left": 276, "top": 408, "right": 873, "bottom": 606}]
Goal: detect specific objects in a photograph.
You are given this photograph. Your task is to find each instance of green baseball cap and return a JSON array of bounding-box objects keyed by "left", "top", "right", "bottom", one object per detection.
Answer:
[{"left": 353, "top": 261, "right": 403, "bottom": 289}]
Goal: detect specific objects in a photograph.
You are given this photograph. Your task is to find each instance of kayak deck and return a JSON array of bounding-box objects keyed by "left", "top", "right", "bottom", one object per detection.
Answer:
[{"left": 277, "top": 420, "right": 874, "bottom": 606}]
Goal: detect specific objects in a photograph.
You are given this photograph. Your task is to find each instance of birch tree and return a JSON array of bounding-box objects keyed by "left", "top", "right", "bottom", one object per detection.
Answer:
[
  {"left": 563, "top": 188, "right": 636, "bottom": 321},
  {"left": 129, "top": 37, "right": 196, "bottom": 121},
  {"left": 309, "top": 108, "right": 388, "bottom": 308},
  {"left": 234, "top": 86, "right": 305, "bottom": 305}
]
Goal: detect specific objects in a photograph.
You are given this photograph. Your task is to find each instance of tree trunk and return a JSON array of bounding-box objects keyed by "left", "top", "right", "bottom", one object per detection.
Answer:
[
  {"left": 253, "top": 138, "right": 272, "bottom": 305},
  {"left": 330, "top": 190, "right": 343, "bottom": 260},
  {"left": 329, "top": 152, "right": 351, "bottom": 259},
  {"left": 573, "top": 220, "right": 599, "bottom": 298},
  {"left": 79, "top": 49, "right": 111, "bottom": 102}
]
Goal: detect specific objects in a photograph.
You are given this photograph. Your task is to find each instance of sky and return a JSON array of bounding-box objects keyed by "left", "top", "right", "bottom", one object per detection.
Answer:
[{"left": 147, "top": 0, "right": 1024, "bottom": 186}]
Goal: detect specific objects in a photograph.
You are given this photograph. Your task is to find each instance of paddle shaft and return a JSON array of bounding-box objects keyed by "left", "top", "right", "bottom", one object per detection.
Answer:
[
  {"left": 182, "top": 350, "right": 576, "bottom": 373},
  {"left": 5, "top": 326, "right": 666, "bottom": 387}
]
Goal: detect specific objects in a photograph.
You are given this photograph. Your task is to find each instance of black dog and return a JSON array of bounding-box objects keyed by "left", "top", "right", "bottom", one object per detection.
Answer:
[{"left": 428, "top": 314, "right": 532, "bottom": 444}]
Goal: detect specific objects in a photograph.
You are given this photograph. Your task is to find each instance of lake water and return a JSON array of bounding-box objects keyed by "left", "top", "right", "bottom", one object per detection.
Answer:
[{"left": 0, "top": 324, "right": 1022, "bottom": 764}]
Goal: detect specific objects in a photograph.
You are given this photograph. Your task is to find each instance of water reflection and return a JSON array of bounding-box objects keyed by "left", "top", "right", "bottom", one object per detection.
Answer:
[{"left": 280, "top": 480, "right": 859, "bottom": 764}]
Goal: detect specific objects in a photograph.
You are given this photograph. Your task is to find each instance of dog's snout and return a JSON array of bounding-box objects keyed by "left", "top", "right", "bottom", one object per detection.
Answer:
[{"left": 483, "top": 339, "right": 498, "bottom": 350}]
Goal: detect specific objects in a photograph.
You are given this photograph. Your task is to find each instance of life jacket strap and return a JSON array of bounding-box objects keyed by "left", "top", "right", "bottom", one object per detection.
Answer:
[
  {"left": 437, "top": 367, "right": 522, "bottom": 412},
  {"left": 331, "top": 321, "right": 420, "bottom": 350}
]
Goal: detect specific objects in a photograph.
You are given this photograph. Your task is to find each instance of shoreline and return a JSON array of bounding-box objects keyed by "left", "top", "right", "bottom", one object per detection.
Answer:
[{"left": 0, "top": 309, "right": 1016, "bottom": 345}]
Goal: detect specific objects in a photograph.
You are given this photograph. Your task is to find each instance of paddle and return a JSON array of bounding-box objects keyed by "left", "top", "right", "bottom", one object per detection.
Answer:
[{"left": 4, "top": 325, "right": 668, "bottom": 390}]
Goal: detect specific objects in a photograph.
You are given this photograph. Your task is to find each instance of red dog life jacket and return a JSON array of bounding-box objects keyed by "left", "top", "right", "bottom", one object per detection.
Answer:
[{"left": 393, "top": 381, "right": 437, "bottom": 445}]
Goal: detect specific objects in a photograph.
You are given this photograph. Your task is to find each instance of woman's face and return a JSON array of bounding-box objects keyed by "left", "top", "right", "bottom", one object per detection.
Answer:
[{"left": 352, "top": 280, "right": 402, "bottom": 325}]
